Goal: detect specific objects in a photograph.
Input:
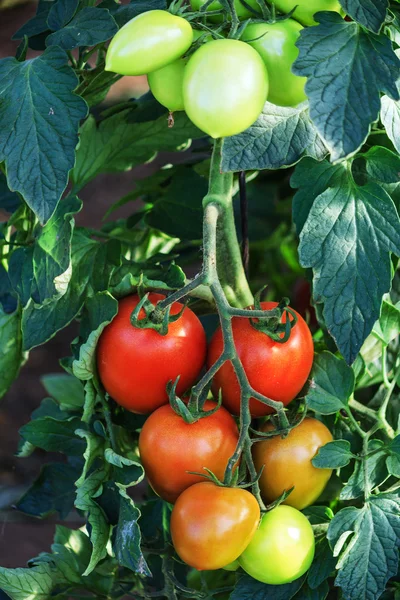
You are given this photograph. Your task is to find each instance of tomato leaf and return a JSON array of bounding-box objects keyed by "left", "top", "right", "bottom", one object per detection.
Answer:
[
  {"left": 293, "top": 13, "right": 400, "bottom": 161},
  {"left": 312, "top": 440, "right": 356, "bottom": 469},
  {"left": 297, "top": 173, "right": 400, "bottom": 363},
  {"left": 47, "top": 0, "right": 79, "bottom": 31},
  {"left": 305, "top": 352, "right": 355, "bottom": 414},
  {"left": 16, "top": 461, "right": 80, "bottom": 519},
  {"left": 71, "top": 110, "right": 202, "bottom": 192},
  {"left": 41, "top": 373, "right": 85, "bottom": 411},
  {"left": 381, "top": 50, "right": 400, "bottom": 153},
  {"left": 0, "top": 47, "right": 87, "bottom": 223},
  {"left": 231, "top": 575, "right": 305, "bottom": 599},
  {"left": 363, "top": 147, "right": 400, "bottom": 184},
  {"left": 0, "top": 563, "right": 58, "bottom": 600},
  {"left": 221, "top": 102, "right": 327, "bottom": 172},
  {"left": 101, "top": 0, "right": 167, "bottom": 28},
  {"left": 307, "top": 537, "right": 336, "bottom": 590},
  {"left": 327, "top": 495, "right": 400, "bottom": 600},
  {"left": 0, "top": 172, "right": 20, "bottom": 214},
  {"left": 340, "top": 441, "right": 389, "bottom": 500},
  {"left": 46, "top": 8, "right": 118, "bottom": 50},
  {"left": 292, "top": 580, "right": 329, "bottom": 600},
  {"left": 339, "top": 0, "right": 389, "bottom": 33},
  {"left": 12, "top": 0, "right": 53, "bottom": 41},
  {"left": 0, "top": 303, "right": 22, "bottom": 400},
  {"left": 114, "top": 489, "right": 151, "bottom": 576},
  {"left": 19, "top": 416, "right": 86, "bottom": 456},
  {"left": 386, "top": 435, "right": 400, "bottom": 478}
]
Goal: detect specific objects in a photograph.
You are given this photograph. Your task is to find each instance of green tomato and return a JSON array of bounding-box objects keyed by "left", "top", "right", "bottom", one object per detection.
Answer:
[
  {"left": 268, "top": 0, "right": 342, "bottom": 26},
  {"left": 238, "top": 505, "right": 315, "bottom": 585},
  {"left": 190, "top": 0, "right": 261, "bottom": 22},
  {"left": 183, "top": 39, "right": 268, "bottom": 138},
  {"left": 192, "top": 29, "right": 215, "bottom": 43},
  {"left": 222, "top": 559, "right": 240, "bottom": 572},
  {"left": 105, "top": 10, "right": 193, "bottom": 76},
  {"left": 148, "top": 58, "right": 187, "bottom": 112},
  {"left": 241, "top": 20, "right": 307, "bottom": 107}
]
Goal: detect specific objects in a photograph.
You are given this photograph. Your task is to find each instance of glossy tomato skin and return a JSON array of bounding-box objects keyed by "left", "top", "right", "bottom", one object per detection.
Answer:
[
  {"left": 105, "top": 10, "right": 193, "bottom": 76},
  {"left": 239, "top": 505, "right": 315, "bottom": 584},
  {"left": 253, "top": 418, "right": 333, "bottom": 510},
  {"left": 139, "top": 400, "right": 239, "bottom": 503},
  {"left": 207, "top": 302, "right": 314, "bottom": 417},
  {"left": 97, "top": 293, "right": 206, "bottom": 414},
  {"left": 241, "top": 20, "right": 307, "bottom": 107},
  {"left": 190, "top": 0, "right": 261, "bottom": 22},
  {"left": 268, "top": 0, "right": 342, "bottom": 26},
  {"left": 148, "top": 58, "right": 187, "bottom": 112},
  {"left": 171, "top": 482, "right": 260, "bottom": 570},
  {"left": 183, "top": 39, "right": 268, "bottom": 138}
]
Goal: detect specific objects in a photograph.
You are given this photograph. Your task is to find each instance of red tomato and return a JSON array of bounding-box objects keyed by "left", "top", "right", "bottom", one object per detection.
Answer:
[
  {"left": 97, "top": 293, "right": 206, "bottom": 414},
  {"left": 171, "top": 482, "right": 260, "bottom": 570},
  {"left": 207, "top": 302, "right": 314, "bottom": 417},
  {"left": 139, "top": 400, "right": 239, "bottom": 503}
]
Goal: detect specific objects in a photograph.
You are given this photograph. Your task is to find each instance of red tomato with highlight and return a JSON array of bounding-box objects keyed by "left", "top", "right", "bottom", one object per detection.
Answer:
[
  {"left": 207, "top": 302, "right": 314, "bottom": 417},
  {"left": 139, "top": 400, "right": 239, "bottom": 503},
  {"left": 97, "top": 293, "right": 206, "bottom": 414},
  {"left": 171, "top": 482, "right": 260, "bottom": 570}
]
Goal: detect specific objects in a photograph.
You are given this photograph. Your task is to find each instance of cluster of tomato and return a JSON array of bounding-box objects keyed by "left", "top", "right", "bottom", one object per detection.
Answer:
[
  {"left": 97, "top": 293, "right": 333, "bottom": 584},
  {"left": 105, "top": 0, "right": 342, "bottom": 138}
]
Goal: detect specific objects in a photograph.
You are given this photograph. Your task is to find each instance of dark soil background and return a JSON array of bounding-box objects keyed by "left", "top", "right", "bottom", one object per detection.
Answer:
[{"left": 0, "top": 1, "right": 156, "bottom": 570}]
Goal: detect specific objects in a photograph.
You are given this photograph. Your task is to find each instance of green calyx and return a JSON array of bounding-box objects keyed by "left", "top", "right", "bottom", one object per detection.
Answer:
[
  {"left": 250, "top": 291, "right": 298, "bottom": 343},
  {"left": 130, "top": 292, "right": 186, "bottom": 336}
]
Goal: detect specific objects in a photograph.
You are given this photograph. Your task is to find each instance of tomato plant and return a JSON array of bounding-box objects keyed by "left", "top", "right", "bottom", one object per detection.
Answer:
[
  {"left": 253, "top": 417, "right": 333, "bottom": 509},
  {"left": 170, "top": 482, "right": 260, "bottom": 570},
  {"left": 239, "top": 505, "right": 316, "bottom": 584},
  {"left": 1, "top": 0, "right": 400, "bottom": 599},
  {"left": 207, "top": 302, "right": 314, "bottom": 417},
  {"left": 97, "top": 293, "right": 207, "bottom": 414},
  {"left": 139, "top": 400, "right": 239, "bottom": 503}
]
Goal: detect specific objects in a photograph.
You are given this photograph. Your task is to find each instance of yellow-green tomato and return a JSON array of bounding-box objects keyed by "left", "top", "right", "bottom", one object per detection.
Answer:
[
  {"left": 148, "top": 58, "right": 187, "bottom": 112},
  {"left": 105, "top": 10, "right": 193, "bottom": 76},
  {"left": 190, "top": 0, "right": 261, "bottom": 22},
  {"left": 183, "top": 39, "right": 268, "bottom": 138},
  {"left": 268, "top": 0, "right": 342, "bottom": 26},
  {"left": 239, "top": 505, "right": 315, "bottom": 585},
  {"left": 242, "top": 20, "right": 307, "bottom": 107},
  {"left": 223, "top": 559, "right": 240, "bottom": 572}
]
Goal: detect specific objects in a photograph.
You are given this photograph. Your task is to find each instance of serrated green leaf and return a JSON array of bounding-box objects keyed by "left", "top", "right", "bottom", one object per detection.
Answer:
[
  {"left": 0, "top": 564, "right": 57, "bottom": 600},
  {"left": 72, "top": 291, "right": 118, "bottom": 381},
  {"left": 114, "top": 489, "right": 151, "bottom": 576},
  {"left": 231, "top": 574, "right": 305, "bottom": 599},
  {"left": 82, "top": 379, "right": 98, "bottom": 423},
  {"left": 386, "top": 435, "right": 400, "bottom": 478},
  {"left": 47, "top": 8, "right": 118, "bottom": 50},
  {"left": 105, "top": 448, "right": 145, "bottom": 487},
  {"left": 306, "top": 352, "right": 355, "bottom": 414},
  {"left": 75, "top": 429, "right": 105, "bottom": 487},
  {"left": 312, "top": 440, "right": 355, "bottom": 469},
  {"left": 0, "top": 47, "right": 87, "bottom": 223},
  {"left": 71, "top": 110, "right": 202, "bottom": 191},
  {"left": 41, "top": 373, "right": 85, "bottom": 411},
  {"left": 381, "top": 49, "right": 400, "bottom": 154},
  {"left": 110, "top": 260, "right": 185, "bottom": 298},
  {"left": 0, "top": 304, "right": 22, "bottom": 399},
  {"left": 298, "top": 180, "right": 400, "bottom": 363},
  {"left": 16, "top": 462, "right": 80, "bottom": 519},
  {"left": 293, "top": 13, "right": 400, "bottom": 161},
  {"left": 339, "top": 0, "right": 388, "bottom": 33},
  {"left": 19, "top": 416, "right": 86, "bottom": 455},
  {"left": 327, "top": 495, "right": 400, "bottom": 600},
  {"left": 340, "top": 441, "right": 388, "bottom": 500},
  {"left": 307, "top": 537, "right": 336, "bottom": 590},
  {"left": 221, "top": 102, "right": 326, "bottom": 172},
  {"left": 363, "top": 147, "right": 400, "bottom": 184}
]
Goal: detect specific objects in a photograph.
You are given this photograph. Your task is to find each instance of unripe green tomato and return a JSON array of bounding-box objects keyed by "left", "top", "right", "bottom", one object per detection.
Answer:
[
  {"left": 105, "top": 10, "right": 193, "bottom": 76},
  {"left": 190, "top": 0, "right": 261, "bottom": 22},
  {"left": 238, "top": 505, "right": 315, "bottom": 585},
  {"left": 183, "top": 39, "right": 268, "bottom": 138},
  {"left": 148, "top": 58, "right": 187, "bottom": 112},
  {"left": 192, "top": 29, "right": 215, "bottom": 43},
  {"left": 223, "top": 559, "right": 240, "bottom": 572},
  {"left": 241, "top": 20, "right": 307, "bottom": 107},
  {"left": 267, "top": 0, "right": 342, "bottom": 26}
]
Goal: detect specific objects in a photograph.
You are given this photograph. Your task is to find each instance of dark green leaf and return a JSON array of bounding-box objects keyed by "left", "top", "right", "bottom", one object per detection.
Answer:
[
  {"left": 108, "top": 0, "right": 167, "bottom": 27},
  {"left": 41, "top": 373, "right": 85, "bottom": 411},
  {"left": 19, "top": 416, "right": 86, "bottom": 455},
  {"left": 105, "top": 449, "right": 145, "bottom": 487},
  {"left": 305, "top": 352, "right": 355, "bottom": 414},
  {"left": 293, "top": 13, "right": 400, "bottom": 160},
  {"left": 76, "top": 67, "right": 121, "bottom": 107},
  {"left": 12, "top": 0, "right": 53, "bottom": 40},
  {"left": 31, "top": 397, "right": 71, "bottom": 421},
  {"left": 231, "top": 574, "right": 305, "bottom": 599},
  {"left": 47, "top": 8, "right": 118, "bottom": 50},
  {"left": 386, "top": 435, "right": 400, "bottom": 478},
  {"left": 0, "top": 172, "right": 20, "bottom": 213},
  {"left": 0, "top": 48, "right": 87, "bottom": 223},
  {"left": 298, "top": 180, "right": 400, "bottom": 363},
  {"left": 340, "top": 440, "right": 388, "bottom": 500},
  {"left": 293, "top": 581, "right": 329, "bottom": 600},
  {"left": 363, "top": 147, "right": 400, "bottom": 184},
  {"left": 303, "top": 506, "right": 334, "bottom": 525},
  {"left": 47, "top": 0, "right": 79, "bottom": 30},
  {"left": 75, "top": 429, "right": 105, "bottom": 487},
  {"left": 114, "top": 489, "right": 151, "bottom": 576},
  {"left": 308, "top": 538, "right": 336, "bottom": 590},
  {"left": 16, "top": 462, "right": 80, "bottom": 518},
  {"left": 339, "top": 0, "right": 388, "bottom": 32},
  {"left": 0, "top": 304, "right": 22, "bottom": 400},
  {"left": 327, "top": 495, "right": 400, "bottom": 600},
  {"left": 221, "top": 102, "right": 326, "bottom": 172},
  {"left": 312, "top": 440, "right": 355, "bottom": 469}
]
